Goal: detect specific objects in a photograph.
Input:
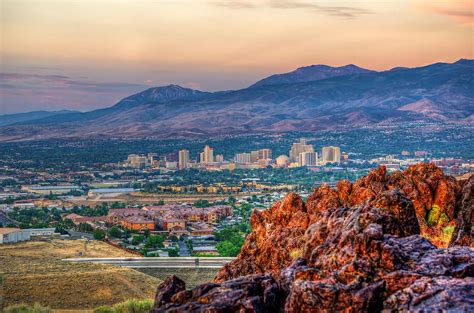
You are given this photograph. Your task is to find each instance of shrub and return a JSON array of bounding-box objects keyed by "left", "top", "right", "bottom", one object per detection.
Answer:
[
  {"left": 113, "top": 299, "right": 154, "bottom": 313},
  {"left": 4, "top": 303, "right": 52, "bottom": 313},
  {"left": 93, "top": 299, "right": 154, "bottom": 313},
  {"left": 442, "top": 225, "right": 456, "bottom": 244},
  {"left": 426, "top": 205, "right": 441, "bottom": 226}
]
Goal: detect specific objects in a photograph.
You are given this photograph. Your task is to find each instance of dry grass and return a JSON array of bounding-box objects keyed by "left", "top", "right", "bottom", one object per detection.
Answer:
[{"left": 0, "top": 240, "right": 160, "bottom": 310}]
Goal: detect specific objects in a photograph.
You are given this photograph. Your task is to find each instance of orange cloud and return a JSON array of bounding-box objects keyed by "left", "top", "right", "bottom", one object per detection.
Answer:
[{"left": 416, "top": 0, "right": 474, "bottom": 25}]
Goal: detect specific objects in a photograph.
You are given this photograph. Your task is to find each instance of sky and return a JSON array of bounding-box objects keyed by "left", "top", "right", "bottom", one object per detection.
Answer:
[{"left": 0, "top": 0, "right": 473, "bottom": 114}]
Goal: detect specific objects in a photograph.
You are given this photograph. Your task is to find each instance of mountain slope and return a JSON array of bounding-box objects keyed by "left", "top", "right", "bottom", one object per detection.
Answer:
[
  {"left": 0, "top": 110, "right": 77, "bottom": 126},
  {"left": 251, "top": 64, "right": 374, "bottom": 87},
  {"left": 0, "top": 59, "right": 472, "bottom": 141}
]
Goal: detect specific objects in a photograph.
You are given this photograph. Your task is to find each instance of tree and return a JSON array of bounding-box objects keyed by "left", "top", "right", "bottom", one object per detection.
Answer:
[
  {"left": 216, "top": 241, "right": 241, "bottom": 257},
  {"left": 93, "top": 229, "right": 106, "bottom": 240},
  {"left": 108, "top": 226, "right": 122, "bottom": 238},
  {"left": 168, "top": 247, "right": 179, "bottom": 257},
  {"left": 78, "top": 222, "right": 93, "bottom": 232},
  {"left": 145, "top": 234, "right": 165, "bottom": 248},
  {"left": 132, "top": 235, "right": 144, "bottom": 245}
]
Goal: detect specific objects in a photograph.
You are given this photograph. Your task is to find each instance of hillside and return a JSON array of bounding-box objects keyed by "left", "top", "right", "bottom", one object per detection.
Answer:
[
  {"left": 151, "top": 164, "right": 474, "bottom": 312},
  {"left": 0, "top": 59, "right": 473, "bottom": 141},
  {"left": 0, "top": 240, "right": 159, "bottom": 310}
]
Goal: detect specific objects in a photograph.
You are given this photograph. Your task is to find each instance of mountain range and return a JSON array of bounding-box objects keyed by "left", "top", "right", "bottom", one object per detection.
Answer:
[{"left": 0, "top": 59, "right": 473, "bottom": 141}]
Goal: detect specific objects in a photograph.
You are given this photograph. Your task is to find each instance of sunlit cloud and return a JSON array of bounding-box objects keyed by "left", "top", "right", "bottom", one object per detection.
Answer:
[
  {"left": 211, "top": 0, "right": 372, "bottom": 18},
  {"left": 415, "top": 0, "right": 474, "bottom": 26}
]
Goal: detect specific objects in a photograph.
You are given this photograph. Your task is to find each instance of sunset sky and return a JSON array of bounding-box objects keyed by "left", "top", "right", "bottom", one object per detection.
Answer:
[{"left": 1, "top": 0, "right": 473, "bottom": 114}]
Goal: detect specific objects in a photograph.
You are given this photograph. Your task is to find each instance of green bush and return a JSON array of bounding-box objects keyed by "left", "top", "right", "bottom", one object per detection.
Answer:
[
  {"left": 93, "top": 229, "right": 106, "bottom": 240},
  {"left": 426, "top": 205, "right": 441, "bottom": 226},
  {"left": 4, "top": 303, "right": 52, "bottom": 313},
  {"left": 93, "top": 299, "right": 154, "bottom": 313}
]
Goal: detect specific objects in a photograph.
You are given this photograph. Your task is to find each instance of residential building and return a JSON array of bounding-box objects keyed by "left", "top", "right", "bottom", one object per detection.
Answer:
[{"left": 122, "top": 216, "right": 155, "bottom": 231}]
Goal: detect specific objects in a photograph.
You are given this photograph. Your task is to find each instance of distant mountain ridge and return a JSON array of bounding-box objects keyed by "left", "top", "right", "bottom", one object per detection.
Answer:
[
  {"left": 0, "top": 110, "right": 77, "bottom": 127},
  {"left": 251, "top": 64, "right": 374, "bottom": 87},
  {"left": 0, "top": 59, "right": 472, "bottom": 141}
]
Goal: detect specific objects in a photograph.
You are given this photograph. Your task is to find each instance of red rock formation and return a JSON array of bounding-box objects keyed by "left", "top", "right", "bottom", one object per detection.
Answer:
[
  {"left": 450, "top": 175, "right": 474, "bottom": 247},
  {"left": 152, "top": 164, "right": 474, "bottom": 312}
]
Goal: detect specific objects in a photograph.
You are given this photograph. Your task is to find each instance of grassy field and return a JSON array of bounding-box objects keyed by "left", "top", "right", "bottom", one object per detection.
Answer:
[
  {"left": 0, "top": 239, "right": 220, "bottom": 311},
  {"left": 0, "top": 240, "right": 160, "bottom": 310}
]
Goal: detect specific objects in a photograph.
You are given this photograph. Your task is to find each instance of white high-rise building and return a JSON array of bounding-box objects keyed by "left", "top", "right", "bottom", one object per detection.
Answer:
[
  {"left": 289, "top": 139, "right": 314, "bottom": 164},
  {"left": 299, "top": 151, "right": 318, "bottom": 166},
  {"left": 178, "top": 149, "right": 189, "bottom": 169},
  {"left": 322, "top": 146, "right": 341, "bottom": 164},
  {"left": 258, "top": 148, "right": 272, "bottom": 160},
  {"left": 200, "top": 145, "right": 214, "bottom": 163},
  {"left": 235, "top": 153, "right": 251, "bottom": 164}
]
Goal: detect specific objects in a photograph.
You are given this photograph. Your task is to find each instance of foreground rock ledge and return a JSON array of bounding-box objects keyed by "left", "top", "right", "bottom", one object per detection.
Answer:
[{"left": 152, "top": 165, "right": 474, "bottom": 312}]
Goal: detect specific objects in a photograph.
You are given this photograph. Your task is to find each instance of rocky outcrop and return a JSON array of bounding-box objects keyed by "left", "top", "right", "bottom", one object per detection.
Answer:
[
  {"left": 152, "top": 165, "right": 474, "bottom": 312},
  {"left": 450, "top": 176, "right": 474, "bottom": 247}
]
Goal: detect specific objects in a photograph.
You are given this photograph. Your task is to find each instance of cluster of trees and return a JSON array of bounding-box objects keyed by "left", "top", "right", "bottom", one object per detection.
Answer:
[{"left": 214, "top": 223, "right": 250, "bottom": 257}]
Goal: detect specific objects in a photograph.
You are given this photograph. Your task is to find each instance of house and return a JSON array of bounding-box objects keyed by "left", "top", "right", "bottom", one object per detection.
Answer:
[
  {"left": 107, "top": 208, "right": 144, "bottom": 225},
  {"left": 162, "top": 218, "right": 186, "bottom": 231},
  {"left": 63, "top": 213, "right": 85, "bottom": 224}
]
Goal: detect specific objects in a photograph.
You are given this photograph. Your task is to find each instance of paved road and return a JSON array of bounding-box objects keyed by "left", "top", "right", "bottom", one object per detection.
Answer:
[
  {"left": 63, "top": 257, "right": 236, "bottom": 268},
  {"left": 178, "top": 241, "right": 190, "bottom": 257}
]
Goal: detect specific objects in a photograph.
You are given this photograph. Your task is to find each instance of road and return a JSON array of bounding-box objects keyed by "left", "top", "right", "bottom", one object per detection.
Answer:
[{"left": 63, "top": 257, "right": 236, "bottom": 268}]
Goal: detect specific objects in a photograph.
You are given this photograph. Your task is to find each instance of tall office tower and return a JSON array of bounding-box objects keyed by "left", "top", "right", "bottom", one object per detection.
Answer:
[
  {"left": 178, "top": 149, "right": 189, "bottom": 169},
  {"left": 250, "top": 150, "right": 260, "bottom": 163},
  {"left": 147, "top": 153, "right": 158, "bottom": 165},
  {"left": 215, "top": 154, "right": 224, "bottom": 163},
  {"left": 158, "top": 155, "right": 167, "bottom": 167},
  {"left": 322, "top": 146, "right": 341, "bottom": 164},
  {"left": 258, "top": 148, "right": 272, "bottom": 160},
  {"left": 201, "top": 145, "right": 214, "bottom": 163},
  {"left": 234, "top": 153, "right": 251, "bottom": 164},
  {"left": 289, "top": 139, "right": 314, "bottom": 163},
  {"left": 299, "top": 151, "right": 318, "bottom": 166}
]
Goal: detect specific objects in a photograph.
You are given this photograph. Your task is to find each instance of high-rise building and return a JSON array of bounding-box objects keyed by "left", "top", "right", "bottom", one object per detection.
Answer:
[
  {"left": 322, "top": 146, "right": 341, "bottom": 164},
  {"left": 250, "top": 150, "right": 260, "bottom": 163},
  {"left": 235, "top": 153, "right": 251, "bottom": 164},
  {"left": 178, "top": 149, "right": 189, "bottom": 169},
  {"left": 258, "top": 148, "right": 272, "bottom": 160},
  {"left": 289, "top": 139, "right": 314, "bottom": 163},
  {"left": 215, "top": 154, "right": 224, "bottom": 163},
  {"left": 299, "top": 151, "right": 318, "bottom": 166},
  {"left": 200, "top": 145, "right": 214, "bottom": 163}
]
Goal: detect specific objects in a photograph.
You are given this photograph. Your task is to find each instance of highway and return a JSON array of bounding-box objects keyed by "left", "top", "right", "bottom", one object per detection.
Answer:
[{"left": 63, "top": 257, "right": 236, "bottom": 268}]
